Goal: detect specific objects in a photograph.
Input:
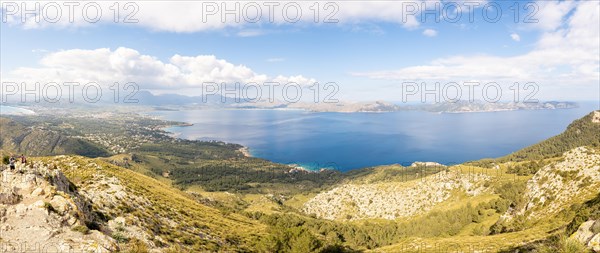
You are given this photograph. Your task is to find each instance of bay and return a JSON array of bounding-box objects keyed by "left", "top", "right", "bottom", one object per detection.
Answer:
[{"left": 150, "top": 102, "right": 598, "bottom": 171}]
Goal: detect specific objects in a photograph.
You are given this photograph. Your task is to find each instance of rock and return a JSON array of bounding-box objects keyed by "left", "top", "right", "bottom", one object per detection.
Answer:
[
  {"left": 592, "top": 111, "right": 600, "bottom": 124},
  {"left": 303, "top": 170, "right": 489, "bottom": 220},
  {"left": 33, "top": 200, "right": 46, "bottom": 208},
  {"left": 512, "top": 147, "right": 600, "bottom": 220},
  {"left": 572, "top": 220, "right": 597, "bottom": 244},
  {"left": 0, "top": 160, "right": 116, "bottom": 252},
  {"left": 410, "top": 161, "right": 445, "bottom": 167},
  {"left": 588, "top": 233, "right": 600, "bottom": 252},
  {"left": 114, "top": 216, "right": 126, "bottom": 225},
  {"left": 50, "top": 195, "right": 71, "bottom": 214},
  {"left": 0, "top": 188, "right": 21, "bottom": 204},
  {"left": 31, "top": 187, "right": 45, "bottom": 197},
  {"left": 15, "top": 203, "right": 28, "bottom": 215}
]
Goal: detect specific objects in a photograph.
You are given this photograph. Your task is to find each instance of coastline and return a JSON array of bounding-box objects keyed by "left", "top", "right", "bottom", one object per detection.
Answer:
[
  {"left": 147, "top": 110, "right": 257, "bottom": 159},
  {"left": 158, "top": 123, "right": 193, "bottom": 139},
  {"left": 141, "top": 105, "right": 594, "bottom": 172},
  {"left": 239, "top": 146, "right": 252, "bottom": 157}
]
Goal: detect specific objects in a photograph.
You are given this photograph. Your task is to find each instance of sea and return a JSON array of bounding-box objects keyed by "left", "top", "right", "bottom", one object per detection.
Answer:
[
  {"left": 0, "top": 105, "right": 36, "bottom": 115},
  {"left": 150, "top": 102, "right": 598, "bottom": 172}
]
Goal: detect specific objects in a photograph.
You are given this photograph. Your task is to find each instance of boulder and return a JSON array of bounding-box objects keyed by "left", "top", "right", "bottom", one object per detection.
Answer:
[
  {"left": 0, "top": 188, "right": 21, "bottom": 205},
  {"left": 588, "top": 233, "right": 600, "bottom": 252},
  {"left": 572, "top": 220, "right": 597, "bottom": 244}
]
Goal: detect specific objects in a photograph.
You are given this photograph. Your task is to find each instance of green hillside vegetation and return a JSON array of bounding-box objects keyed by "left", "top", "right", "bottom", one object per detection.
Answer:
[
  {"left": 0, "top": 117, "right": 110, "bottom": 157},
  {"left": 342, "top": 164, "right": 448, "bottom": 184},
  {"left": 503, "top": 110, "right": 600, "bottom": 161},
  {"left": 246, "top": 199, "right": 498, "bottom": 251},
  {"left": 1, "top": 115, "right": 343, "bottom": 194},
  {"left": 498, "top": 193, "right": 600, "bottom": 253},
  {"left": 468, "top": 110, "right": 600, "bottom": 174},
  {"left": 131, "top": 141, "right": 342, "bottom": 193},
  {"left": 566, "top": 193, "right": 600, "bottom": 236}
]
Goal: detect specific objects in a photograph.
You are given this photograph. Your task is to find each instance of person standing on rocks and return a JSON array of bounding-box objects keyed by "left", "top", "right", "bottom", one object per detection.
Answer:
[{"left": 9, "top": 155, "right": 16, "bottom": 171}]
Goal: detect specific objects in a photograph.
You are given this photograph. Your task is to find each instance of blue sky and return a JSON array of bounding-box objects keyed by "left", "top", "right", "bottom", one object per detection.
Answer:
[{"left": 1, "top": 0, "right": 598, "bottom": 102}]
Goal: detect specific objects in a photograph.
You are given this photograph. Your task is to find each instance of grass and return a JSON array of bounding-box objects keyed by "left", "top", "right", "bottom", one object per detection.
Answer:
[
  {"left": 242, "top": 194, "right": 282, "bottom": 214},
  {"left": 372, "top": 222, "right": 560, "bottom": 253},
  {"left": 284, "top": 192, "right": 319, "bottom": 210},
  {"left": 37, "top": 155, "right": 269, "bottom": 252},
  {"left": 71, "top": 225, "right": 90, "bottom": 234}
]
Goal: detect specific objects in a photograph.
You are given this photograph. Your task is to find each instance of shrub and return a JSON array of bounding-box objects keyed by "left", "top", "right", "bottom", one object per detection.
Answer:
[
  {"left": 111, "top": 232, "right": 130, "bottom": 243},
  {"left": 43, "top": 202, "right": 57, "bottom": 213},
  {"left": 472, "top": 224, "right": 489, "bottom": 236},
  {"left": 71, "top": 225, "right": 89, "bottom": 234},
  {"left": 495, "top": 181, "right": 527, "bottom": 210},
  {"left": 127, "top": 238, "right": 149, "bottom": 253},
  {"left": 558, "top": 235, "right": 590, "bottom": 253}
]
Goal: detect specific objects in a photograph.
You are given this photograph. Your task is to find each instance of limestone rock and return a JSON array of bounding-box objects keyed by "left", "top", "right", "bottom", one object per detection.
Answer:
[
  {"left": 572, "top": 220, "right": 597, "bottom": 244},
  {"left": 0, "top": 162, "right": 117, "bottom": 252},
  {"left": 588, "top": 233, "right": 600, "bottom": 252}
]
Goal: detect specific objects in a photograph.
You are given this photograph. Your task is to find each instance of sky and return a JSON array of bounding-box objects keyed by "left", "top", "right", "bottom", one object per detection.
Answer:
[{"left": 1, "top": 0, "right": 599, "bottom": 103}]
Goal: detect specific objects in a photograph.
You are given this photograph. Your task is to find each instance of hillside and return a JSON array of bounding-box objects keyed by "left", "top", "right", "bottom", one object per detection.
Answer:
[
  {"left": 1, "top": 110, "right": 599, "bottom": 252},
  {"left": 302, "top": 167, "right": 490, "bottom": 220},
  {"left": 295, "top": 111, "right": 600, "bottom": 252},
  {"left": 0, "top": 115, "right": 342, "bottom": 195},
  {"left": 0, "top": 156, "right": 267, "bottom": 252},
  {"left": 482, "top": 110, "right": 600, "bottom": 164},
  {"left": 0, "top": 118, "right": 110, "bottom": 157}
]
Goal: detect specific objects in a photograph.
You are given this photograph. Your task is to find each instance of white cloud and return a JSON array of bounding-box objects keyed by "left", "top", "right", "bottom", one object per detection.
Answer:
[
  {"left": 0, "top": 1, "right": 437, "bottom": 32},
  {"left": 267, "top": 58, "right": 285, "bottom": 63},
  {"left": 423, "top": 29, "right": 437, "bottom": 37},
  {"left": 353, "top": 1, "right": 599, "bottom": 94},
  {"left": 510, "top": 33, "right": 520, "bottom": 42},
  {"left": 3, "top": 47, "right": 316, "bottom": 94},
  {"left": 527, "top": 1, "right": 576, "bottom": 31},
  {"left": 236, "top": 30, "right": 265, "bottom": 37}
]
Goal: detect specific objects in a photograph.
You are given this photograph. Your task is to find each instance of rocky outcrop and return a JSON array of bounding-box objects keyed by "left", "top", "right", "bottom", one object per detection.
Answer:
[
  {"left": 517, "top": 147, "right": 600, "bottom": 219},
  {"left": 0, "top": 155, "right": 265, "bottom": 252},
  {"left": 73, "top": 168, "right": 160, "bottom": 248},
  {"left": 572, "top": 220, "right": 600, "bottom": 252},
  {"left": 302, "top": 170, "right": 489, "bottom": 220},
  {"left": 410, "top": 161, "right": 445, "bottom": 167},
  {"left": 0, "top": 162, "right": 116, "bottom": 252},
  {"left": 593, "top": 111, "right": 600, "bottom": 124}
]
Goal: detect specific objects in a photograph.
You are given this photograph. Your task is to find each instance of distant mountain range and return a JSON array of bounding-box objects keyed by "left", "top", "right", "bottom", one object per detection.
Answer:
[
  {"left": 135, "top": 91, "right": 579, "bottom": 113},
  {"left": 1, "top": 90, "right": 578, "bottom": 113}
]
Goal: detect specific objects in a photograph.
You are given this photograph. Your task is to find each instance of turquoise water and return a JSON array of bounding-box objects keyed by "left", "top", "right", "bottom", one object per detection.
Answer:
[{"left": 151, "top": 103, "right": 598, "bottom": 171}]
